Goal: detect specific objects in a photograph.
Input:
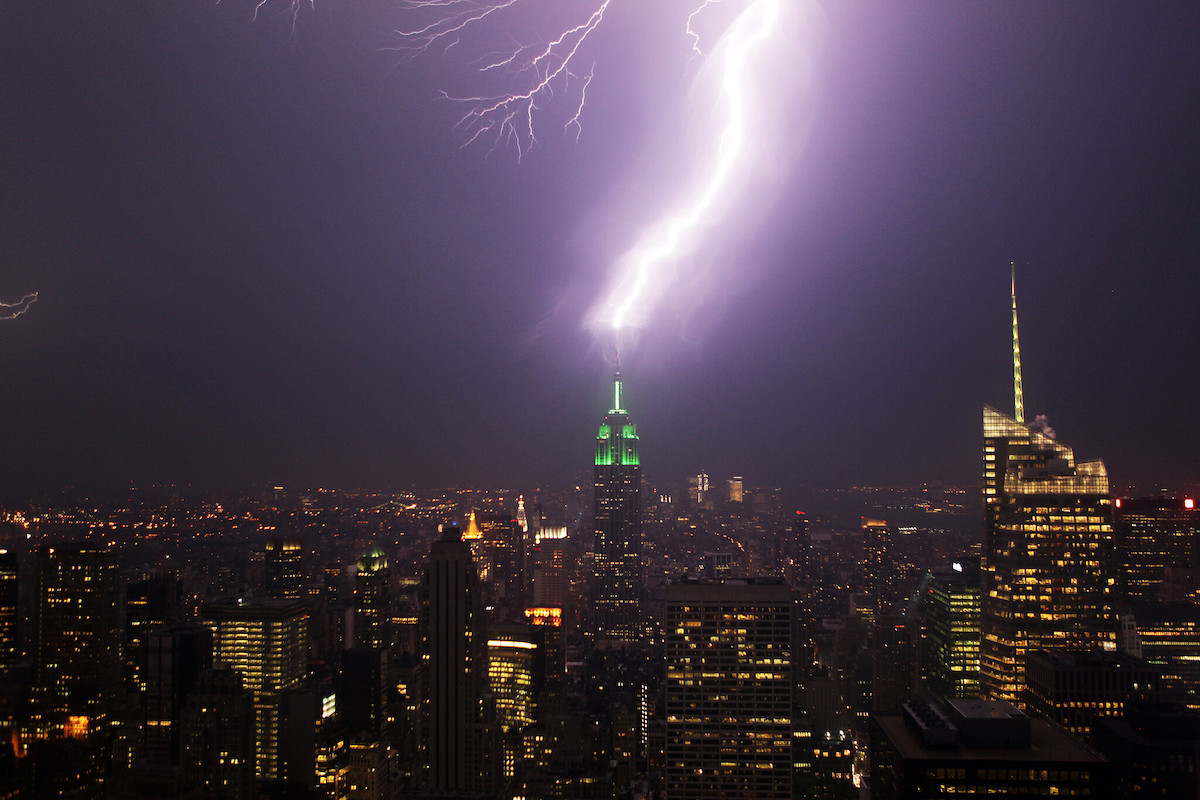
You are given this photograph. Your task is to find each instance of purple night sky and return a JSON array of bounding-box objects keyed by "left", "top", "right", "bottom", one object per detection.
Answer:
[{"left": 1, "top": 1, "right": 1198, "bottom": 496}]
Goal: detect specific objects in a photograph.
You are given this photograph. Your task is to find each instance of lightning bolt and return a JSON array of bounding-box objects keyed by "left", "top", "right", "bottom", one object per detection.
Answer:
[
  {"left": 0, "top": 293, "right": 38, "bottom": 321},
  {"left": 590, "top": 0, "right": 807, "bottom": 332}
]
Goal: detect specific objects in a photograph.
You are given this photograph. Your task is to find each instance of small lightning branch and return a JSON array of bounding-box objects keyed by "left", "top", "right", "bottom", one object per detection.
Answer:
[{"left": 0, "top": 293, "right": 38, "bottom": 321}]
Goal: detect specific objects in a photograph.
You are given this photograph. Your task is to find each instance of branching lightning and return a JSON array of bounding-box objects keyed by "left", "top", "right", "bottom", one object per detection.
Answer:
[
  {"left": 394, "top": 0, "right": 612, "bottom": 160},
  {"left": 0, "top": 293, "right": 38, "bottom": 321},
  {"left": 242, "top": 0, "right": 821, "bottom": 345}
]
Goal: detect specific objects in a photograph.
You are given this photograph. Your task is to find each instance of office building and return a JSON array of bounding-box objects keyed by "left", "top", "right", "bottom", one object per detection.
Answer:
[
  {"left": 0, "top": 549, "right": 16, "bottom": 673},
  {"left": 34, "top": 543, "right": 122, "bottom": 725},
  {"left": 592, "top": 368, "right": 643, "bottom": 643},
  {"left": 665, "top": 578, "right": 793, "bottom": 799},
  {"left": 488, "top": 623, "right": 542, "bottom": 787},
  {"left": 125, "top": 572, "right": 183, "bottom": 692},
  {"left": 201, "top": 597, "right": 308, "bottom": 782},
  {"left": 1127, "top": 602, "right": 1200, "bottom": 708}
]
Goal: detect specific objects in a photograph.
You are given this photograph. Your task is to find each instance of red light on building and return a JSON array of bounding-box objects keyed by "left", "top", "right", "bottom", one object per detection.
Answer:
[{"left": 1186, "top": 498, "right": 1195, "bottom": 510}]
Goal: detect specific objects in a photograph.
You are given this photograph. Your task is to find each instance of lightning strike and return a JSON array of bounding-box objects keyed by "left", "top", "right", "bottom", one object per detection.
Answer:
[
  {"left": 588, "top": 0, "right": 818, "bottom": 333},
  {"left": 0, "top": 293, "right": 38, "bottom": 321}
]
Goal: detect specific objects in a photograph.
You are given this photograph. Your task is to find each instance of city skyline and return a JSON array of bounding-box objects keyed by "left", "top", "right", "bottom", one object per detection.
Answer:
[{"left": 2, "top": 3, "right": 1200, "bottom": 495}]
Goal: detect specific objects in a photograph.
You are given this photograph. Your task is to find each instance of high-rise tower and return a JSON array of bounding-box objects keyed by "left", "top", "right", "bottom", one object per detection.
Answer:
[
  {"left": 592, "top": 367, "right": 642, "bottom": 643},
  {"left": 420, "top": 524, "right": 494, "bottom": 794},
  {"left": 979, "top": 269, "right": 1116, "bottom": 704}
]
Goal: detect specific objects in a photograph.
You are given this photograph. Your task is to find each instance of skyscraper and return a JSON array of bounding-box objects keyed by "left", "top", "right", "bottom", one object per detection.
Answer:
[
  {"left": 592, "top": 368, "right": 642, "bottom": 643},
  {"left": 665, "top": 578, "right": 793, "bottom": 799},
  {"left": 979, "top": 269, "right": 1116, "bottom": 704},
  {"left": 201, "top": 597, "right": 308, "bottom": 782},
  {"left": 420, "top": 524, "right": 494, "bottom": 794}
]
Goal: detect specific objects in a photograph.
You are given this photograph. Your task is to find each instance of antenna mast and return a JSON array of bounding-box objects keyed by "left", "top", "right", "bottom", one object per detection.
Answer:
[
  {"left": 613, "top": 333, "right": 623, "bottom": 411},
  {"left": 1011, "top": 262, "right": 1024, "bottom": 424}
]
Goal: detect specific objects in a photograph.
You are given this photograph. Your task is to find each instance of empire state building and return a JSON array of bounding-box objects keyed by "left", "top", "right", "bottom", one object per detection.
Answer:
[{"left": 592, "top": 369, "right": 643, "bottom": 643}]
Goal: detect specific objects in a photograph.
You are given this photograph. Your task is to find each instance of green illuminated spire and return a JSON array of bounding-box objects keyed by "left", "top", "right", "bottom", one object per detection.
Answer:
[{"left": 596, "top": 367, "right": 639, "bottom": 466}]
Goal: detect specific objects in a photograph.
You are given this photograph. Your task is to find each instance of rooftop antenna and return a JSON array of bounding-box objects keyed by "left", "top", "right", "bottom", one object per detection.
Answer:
[
  {"left": 613, "top": 333, "right": 623, "bottom": 411},
  {"left": 1011, "top": 262, "right": 1024, "bottom": 424}
]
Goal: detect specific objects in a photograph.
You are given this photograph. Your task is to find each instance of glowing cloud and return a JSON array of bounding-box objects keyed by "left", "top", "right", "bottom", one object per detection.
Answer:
[{"left": 0, "top": 293, "right": 38, "bottom": 321}]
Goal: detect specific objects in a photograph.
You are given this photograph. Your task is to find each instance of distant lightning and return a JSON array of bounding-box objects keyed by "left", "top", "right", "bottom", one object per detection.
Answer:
[{"left": 0, "top": 293, "right": 38, "bottom": 321}]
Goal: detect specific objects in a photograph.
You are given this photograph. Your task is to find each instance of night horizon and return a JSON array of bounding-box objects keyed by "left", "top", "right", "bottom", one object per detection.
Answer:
[{"left": 3, "top": 2, "right": 1199, "bottom": 497}]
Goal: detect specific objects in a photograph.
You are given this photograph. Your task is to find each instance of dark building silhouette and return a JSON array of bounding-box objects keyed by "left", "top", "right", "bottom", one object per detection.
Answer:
[
  {"left": 592, "top": 369, "right": 643, "bottom": 643},
  {"left": 180, "top": 667, "right": 256, "bottom": 800},
  {"left": 1092, "top": 702, "right": 1200, "bottom": 799},
  {"left": 420, "top": 523, "right": 494, "bottom": 794},
  {"left": 142, "top": 623, "right": 214, "bottom": 766},
  {"left": 341, "top": 647, "right": 387, "bottom": 739}
]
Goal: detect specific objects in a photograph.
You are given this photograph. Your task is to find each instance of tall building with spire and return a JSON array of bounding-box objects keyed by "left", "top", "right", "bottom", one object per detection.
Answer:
[
  {"left": 592, "top": 366, "right": 643, "bottom": 643},
  {"left": 979, "top": 267, "right": 1116, "bottom": 704}
]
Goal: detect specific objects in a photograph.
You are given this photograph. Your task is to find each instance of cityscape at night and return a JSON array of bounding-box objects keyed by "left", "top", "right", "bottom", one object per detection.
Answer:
[{"left": 3, "top": 1, "right": 1200, "bottom": 798}]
